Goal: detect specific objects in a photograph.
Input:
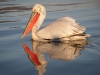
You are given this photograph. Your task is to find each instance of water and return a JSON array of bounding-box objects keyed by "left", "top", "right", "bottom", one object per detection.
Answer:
[{"left": 0, "top": 0, "right": 100, "bottom": 75}]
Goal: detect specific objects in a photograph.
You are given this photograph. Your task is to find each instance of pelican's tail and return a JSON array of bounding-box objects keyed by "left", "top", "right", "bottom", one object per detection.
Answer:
[{"left": 84, "top": 34, "right": 91, "bottom": 37}]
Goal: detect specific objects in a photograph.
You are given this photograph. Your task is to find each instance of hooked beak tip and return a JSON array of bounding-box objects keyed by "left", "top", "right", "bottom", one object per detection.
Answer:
[
  {"left": 21, "top": 34, "right": 24, "bottom": 38},
  {"left": 21, "top": 42, "right": 24, "bottom": 46}
]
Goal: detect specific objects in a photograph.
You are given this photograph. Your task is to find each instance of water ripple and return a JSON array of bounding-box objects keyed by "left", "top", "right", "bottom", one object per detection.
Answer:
[{"left": 0, "top": 20, "right": 20, "bottom": 23}]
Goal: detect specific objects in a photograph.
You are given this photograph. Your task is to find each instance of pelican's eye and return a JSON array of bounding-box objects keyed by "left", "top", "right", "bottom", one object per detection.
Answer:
[{"left": 34, "top": 9, "right": 36, "bottom": 12}]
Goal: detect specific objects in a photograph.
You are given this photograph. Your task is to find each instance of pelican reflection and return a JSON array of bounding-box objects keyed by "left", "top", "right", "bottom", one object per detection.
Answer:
[{"left": 22, "top": 39, "right": 88, "bottom": 75}]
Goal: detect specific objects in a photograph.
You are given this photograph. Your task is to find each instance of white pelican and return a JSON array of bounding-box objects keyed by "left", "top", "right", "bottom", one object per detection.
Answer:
[{"left": 21, "top": 4, "right": 90, "bottom": 41}]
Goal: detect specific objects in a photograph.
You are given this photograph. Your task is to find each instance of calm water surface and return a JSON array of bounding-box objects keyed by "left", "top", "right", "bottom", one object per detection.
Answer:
[{"left": 0, "top": 0, "right": 100, "bottom": 75}]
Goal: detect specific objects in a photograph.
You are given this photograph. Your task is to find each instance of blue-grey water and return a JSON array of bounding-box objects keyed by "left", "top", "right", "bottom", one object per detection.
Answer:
[{"left": 0, "top": 0, "right": 100, "bottom": 75}]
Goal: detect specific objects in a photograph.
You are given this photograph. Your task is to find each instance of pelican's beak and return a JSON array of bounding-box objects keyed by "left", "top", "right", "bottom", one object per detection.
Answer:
[{"left": 21, "top": 12, "right": 40, "bottom": 38}]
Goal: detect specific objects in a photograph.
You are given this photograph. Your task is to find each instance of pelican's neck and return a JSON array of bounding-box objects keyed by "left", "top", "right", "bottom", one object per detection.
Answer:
[{"left": 32, "top": 14, "right": 45, "bottom": 40}]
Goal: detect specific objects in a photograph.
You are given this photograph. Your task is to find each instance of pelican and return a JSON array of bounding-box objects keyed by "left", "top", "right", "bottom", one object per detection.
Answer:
[{"left": 21, "top": 4, "right": 90, "bottom": 41}]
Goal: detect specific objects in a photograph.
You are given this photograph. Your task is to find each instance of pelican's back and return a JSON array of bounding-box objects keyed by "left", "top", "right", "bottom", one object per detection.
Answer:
[{"left": 37, "top": 17, "right": 85, "bottom": 39}]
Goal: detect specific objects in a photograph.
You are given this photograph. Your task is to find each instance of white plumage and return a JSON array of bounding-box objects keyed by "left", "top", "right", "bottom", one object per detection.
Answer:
[
  {"left": 22, "top": 4, "right": 90, "bottom": 41},
  {"left": 37, "top": 17, "right": 85, "bottom": 39}
]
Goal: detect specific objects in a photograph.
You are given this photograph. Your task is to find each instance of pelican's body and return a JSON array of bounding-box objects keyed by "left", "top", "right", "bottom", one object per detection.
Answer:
[{"left": 22, "top": 4, "right": 90, "bottom": 41}]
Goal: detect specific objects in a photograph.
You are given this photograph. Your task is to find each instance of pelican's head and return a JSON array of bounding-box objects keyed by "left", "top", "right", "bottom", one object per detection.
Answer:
[
  {"left": 32, "top": 4, "right": 46, "bottom": 16},
  {"left": 21, "top": 4, "right": 46, "bottom": 38}
]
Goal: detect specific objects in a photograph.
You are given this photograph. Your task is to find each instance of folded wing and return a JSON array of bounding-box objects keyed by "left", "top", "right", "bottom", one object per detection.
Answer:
[{"left": 36, "top": 17, "right": 85, "bottom": 39}]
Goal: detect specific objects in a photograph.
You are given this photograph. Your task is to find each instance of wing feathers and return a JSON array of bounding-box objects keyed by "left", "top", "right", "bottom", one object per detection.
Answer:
[{"left": 36, "top": 17, "right": 85, "bottom": 39}]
